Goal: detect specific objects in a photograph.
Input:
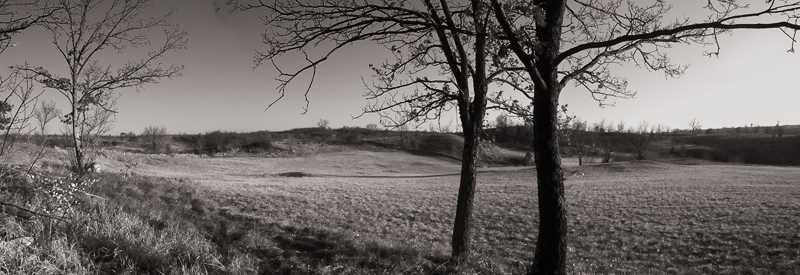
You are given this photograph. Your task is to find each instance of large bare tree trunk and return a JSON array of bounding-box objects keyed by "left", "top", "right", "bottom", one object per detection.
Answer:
[
  {"left": 530, "top": 83, "right": 567, "bottom": 274},
  {"left": 530, "top": 0, "right": 568, "bottom": 274},
  {"left": 451, "top": 123, "right": 480, "bottom": 261}
]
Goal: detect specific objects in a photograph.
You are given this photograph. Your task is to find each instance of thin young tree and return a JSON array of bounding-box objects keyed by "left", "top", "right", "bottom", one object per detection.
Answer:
[
  {"left": 34, "top": 100, "right": 60, "bottom": 137},
  {"left": 561, "top": 117, "right": 590, "bottom": 165},
  {"left": 21, "top": 0, "right": 187, "bottom": 172},
  {"left": 488, "top": 0, "right": 800, "bottom": 273},
  {"left": 28, "top": 100, "right": 61, "bottom": 169}
]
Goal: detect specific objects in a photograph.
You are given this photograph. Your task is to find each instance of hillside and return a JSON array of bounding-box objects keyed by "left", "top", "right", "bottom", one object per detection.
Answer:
[
  {"left": 96, "top": 129, "right": 532, "bottom": 167},
  {"left": 674, "top": 135, "right": 800, "bottom": 166}
]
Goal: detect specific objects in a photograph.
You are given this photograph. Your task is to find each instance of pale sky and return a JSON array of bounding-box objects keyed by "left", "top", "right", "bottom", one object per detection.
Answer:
[{"left": 1, "top": 0, "right": 798, "bottom": 135}]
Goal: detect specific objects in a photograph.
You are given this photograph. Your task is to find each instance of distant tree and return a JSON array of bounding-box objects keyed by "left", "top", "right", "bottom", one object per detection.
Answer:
[
  {"left": 316, "top": 119, "right": 330, "bottom": 129},
  {"left": 662, "top": 125, "right": 672, "bottom": 139},
  {"left": 495, "top": 113, "right": 509, "bottom": 129},
  {"left": 776, "top": 122, "right": 785, "bottom": 138},
  {"left": 689, "top": 118, "right": 702, "bottom": 137},
  {"left": 142, "top": 126, "right": 169, "bottom": 153},
  {"left": 561, "top": 117, "right": 590, "bottom": 165},
  {"left": 625, "top": 121, "right": 655, "bottom": 160},
  {"left": 365, "top": 123, "right": 379, "bottom": 131},
  {"left": 494, "top": 113, "right": 510, "bottom": 142},
  {"left": 705, "top": 128, "right": 714, "bottom": 135},
  {"left": 316, "top": 119, "right": 332, "bottom": 146},
  {"left": 438, "top": 119, "right": 454, "bottom": 133},
  {"left": 22, "top": 0, "right": 187, "bottom": 173},
  {"left": 34, "top": 100, "right": 61, "bottom": 137},
  {"left": 397, "top": 123, "right": 411, "bottom": 148},
  {"left": 594, "top": 119, "right": 620, "bottom": 163},
  {"left": 427, "top": 123, "right": 437, "bottom": 133}
]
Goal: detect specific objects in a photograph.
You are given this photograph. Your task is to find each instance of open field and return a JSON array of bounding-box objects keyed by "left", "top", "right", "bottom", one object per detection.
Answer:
[
  {"left": 3, "top": 145, "right": 799, "bottom": 274},
  {"left": 96, "top": 147, "right": 800, "bottom": 273}
]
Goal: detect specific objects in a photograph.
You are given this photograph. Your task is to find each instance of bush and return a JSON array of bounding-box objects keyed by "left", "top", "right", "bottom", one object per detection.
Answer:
[{"left": 172, "top": 131, "right": 274, "bottom": 155}]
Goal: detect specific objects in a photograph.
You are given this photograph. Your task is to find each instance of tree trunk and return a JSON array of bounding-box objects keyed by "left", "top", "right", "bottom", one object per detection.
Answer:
[
  {"left": 451, "top": 124, "right": 480, "bottom": 262},
  {"left": 529, "top": 82, "right": 568, "bottom": 275},
  {"left": 71, "top": 77, "right": 84, "bottom": 173},
  {"left": 530, "top": 0, "right": 568, "bottom": 274},
  {"left": 451, "top": 0, "right": 488, "bottom": 262}
]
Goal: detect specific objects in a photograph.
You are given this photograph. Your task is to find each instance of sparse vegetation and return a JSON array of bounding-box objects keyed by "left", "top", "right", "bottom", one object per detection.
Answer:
[{"left": 4, "top": 146, "right": 799, "bottom": 274}]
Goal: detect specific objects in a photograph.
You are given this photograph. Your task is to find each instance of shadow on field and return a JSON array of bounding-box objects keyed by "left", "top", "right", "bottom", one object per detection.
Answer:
[
  {"left": 203, "top": 211, "right": 455, "bottom": 274},
  {"left": 78, "top": 172, "right": 509, "bottom": 274}
]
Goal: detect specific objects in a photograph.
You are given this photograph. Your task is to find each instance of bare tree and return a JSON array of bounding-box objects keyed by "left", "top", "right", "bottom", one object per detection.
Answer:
[
  {"left": 25, "top": 99, "right": 61, "bottom": 170},
  {"left": 22, "top": 0, "right": 187, "bottom": 173},
  {"left": 316, "top": 119, "right": 332, "bottom": 146},
  {"left": 625, "top": 121, "right": 655, "bottom": 160},
  {"left": 233, "top": 0, "right": 800, "bottom": 271},
  {"left": 365, "top": 123, "right": 379, "bottom": 131},
  {"left": 0, "top": 65, "right": 41, "bottom": 158},
  {"left": 231, "top": 0, "right": 539, "bottom": 261},
  {"left": 316, "top": 119, "right": 330, "bottom": 129},
  {"left": 689, "top": 118, "right": 702, "bottom": 137},
  {"left": 488, "top": 0, "right": 800, "bottom": 273},
  {"left": 593, "top": 119, "right": 620, "bottom": 163},
  {"left": 142, "top": 125, "right": 168, "bottom": 153},
  {"left": 561, "top": 117, "right": 590, "bottom": 165},
  {"left": 34, "top": 100, "right": 60, "bottom": 136}
]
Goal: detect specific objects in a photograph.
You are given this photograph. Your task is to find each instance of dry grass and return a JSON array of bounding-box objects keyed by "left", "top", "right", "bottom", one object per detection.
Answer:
[
  {"left": 103, "top": 147, "right": 800, "bottom": 273},
  {"left": 3, "top": 145, "right": 799, "bottom": 274}
]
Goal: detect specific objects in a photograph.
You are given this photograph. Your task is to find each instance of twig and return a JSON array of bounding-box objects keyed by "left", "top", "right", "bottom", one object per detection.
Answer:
[
  {"left": 0, "top": 201, "right": 67, "bottom": 222},
  {"left": 78, "top": 190, "right": 106, "bottom": 200}
]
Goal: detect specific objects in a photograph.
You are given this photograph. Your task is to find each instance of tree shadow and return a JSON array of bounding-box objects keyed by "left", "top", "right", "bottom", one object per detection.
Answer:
[{"left": 197, "top": 210, "right": 459, "bottom": 274}]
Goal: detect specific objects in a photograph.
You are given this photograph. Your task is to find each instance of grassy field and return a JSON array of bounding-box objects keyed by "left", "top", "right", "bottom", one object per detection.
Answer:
[{"left": 3, "top": 145, "right": 800, "bottom": 274}]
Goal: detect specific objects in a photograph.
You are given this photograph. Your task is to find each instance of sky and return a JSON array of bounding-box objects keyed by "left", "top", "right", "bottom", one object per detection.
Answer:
[{"left": 1, "top": 0, "right": 799, "bottom": 135}]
